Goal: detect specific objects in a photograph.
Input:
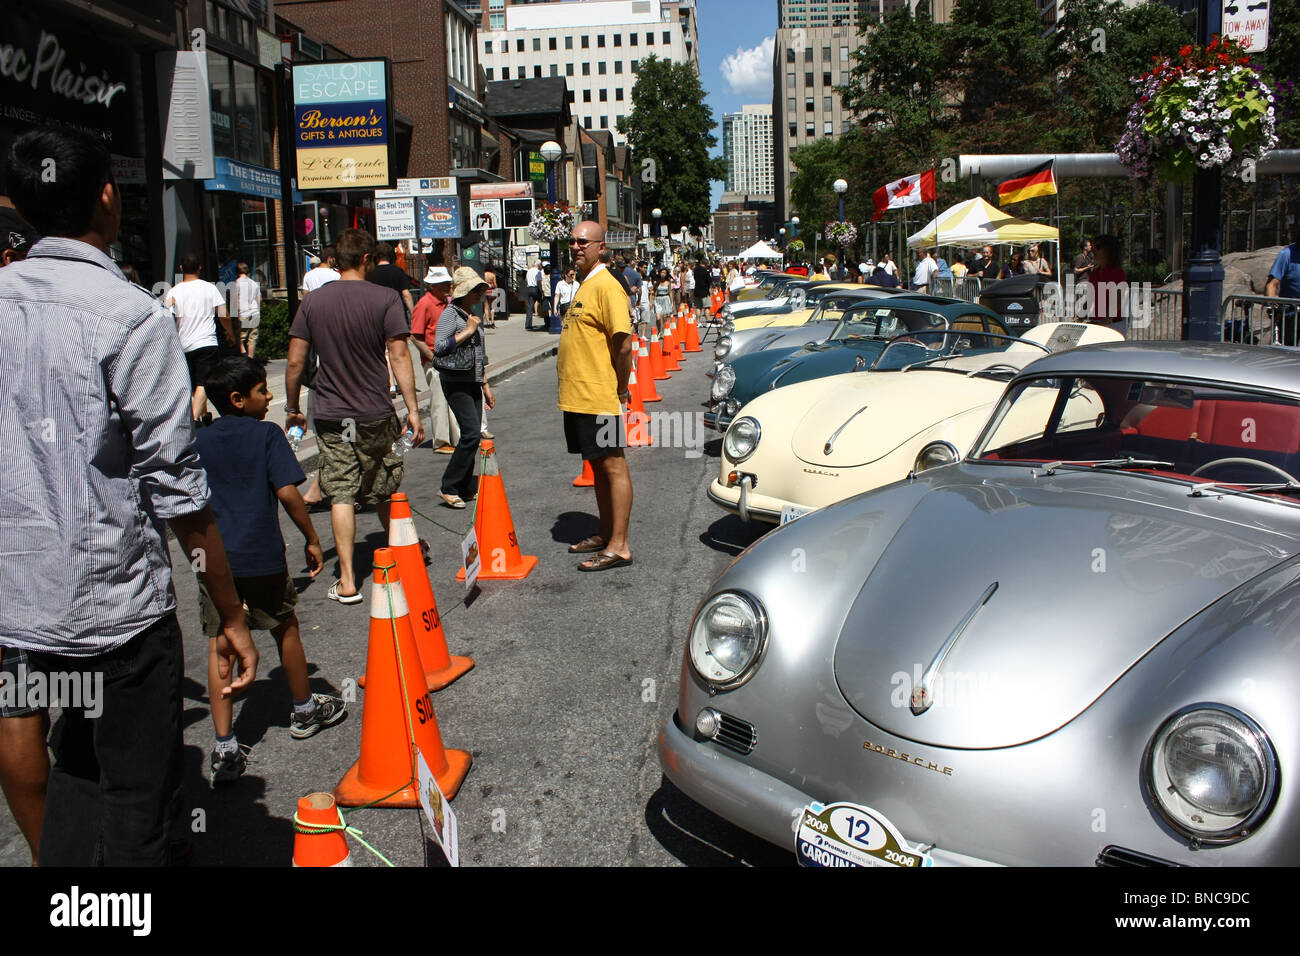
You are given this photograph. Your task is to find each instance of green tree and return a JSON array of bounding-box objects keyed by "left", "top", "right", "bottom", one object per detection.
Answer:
[{"left": 618, "top": 55, "right": 726, "bottom": 232}]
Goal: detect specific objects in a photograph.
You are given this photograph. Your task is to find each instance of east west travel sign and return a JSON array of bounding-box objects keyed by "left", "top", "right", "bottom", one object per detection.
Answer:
[{"left": 292, "top": 59, "right": 393, "bottom": 191}]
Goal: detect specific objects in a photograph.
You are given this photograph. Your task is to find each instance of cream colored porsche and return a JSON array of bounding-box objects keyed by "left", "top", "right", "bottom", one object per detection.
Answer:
[{"left": 708, "top": 322, "right": 1124, "bottom": 524}]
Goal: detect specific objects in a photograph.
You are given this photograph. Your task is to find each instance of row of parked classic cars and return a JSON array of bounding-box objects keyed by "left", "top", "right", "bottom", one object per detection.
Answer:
[{"left": 657, "top": 269, "right": 1300, "bottom": 867}]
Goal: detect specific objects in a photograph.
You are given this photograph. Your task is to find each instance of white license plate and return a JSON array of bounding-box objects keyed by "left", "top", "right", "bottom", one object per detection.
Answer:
[{"left": 780, "top": 505, "right": 812, "bottom": 525}]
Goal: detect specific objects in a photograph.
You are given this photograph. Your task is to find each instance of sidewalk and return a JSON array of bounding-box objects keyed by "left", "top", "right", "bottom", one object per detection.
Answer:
[{"left": 258, "top": 311, "right": 559, "bottom": 466}]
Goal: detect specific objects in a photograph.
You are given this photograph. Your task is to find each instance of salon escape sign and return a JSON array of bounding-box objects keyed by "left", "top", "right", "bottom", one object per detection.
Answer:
[{"left": 291, "top": 59, "right": 392, "bottom": 191}]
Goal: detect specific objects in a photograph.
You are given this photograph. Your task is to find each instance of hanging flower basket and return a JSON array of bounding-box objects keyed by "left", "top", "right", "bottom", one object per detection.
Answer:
[
  {"left": 529, "top": 201, "right": 578, "bottom": 242},
  {"left": 823, "top": 220, "right": 859, "bottom": 247},
  {"left": 786, "top": 238, "right": 805, "bottom": 256},
  {"left": 1117, "top": 35, "right": 1277, "bottom": 184}
]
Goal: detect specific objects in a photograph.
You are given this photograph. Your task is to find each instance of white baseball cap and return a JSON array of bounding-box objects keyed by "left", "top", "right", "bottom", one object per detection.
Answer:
[{"left": 423, "top": 266, "right": 453, "bottom": 285}]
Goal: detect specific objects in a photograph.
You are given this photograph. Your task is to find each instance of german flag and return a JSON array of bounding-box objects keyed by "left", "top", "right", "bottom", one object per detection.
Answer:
[{"left": 996, "top": 160, "right": 1056, "bottom": 206}]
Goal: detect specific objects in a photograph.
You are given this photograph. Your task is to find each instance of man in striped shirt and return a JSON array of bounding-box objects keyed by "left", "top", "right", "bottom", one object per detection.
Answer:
[{"left": 0, "top": 127, "right": 257, "bottom": 865}]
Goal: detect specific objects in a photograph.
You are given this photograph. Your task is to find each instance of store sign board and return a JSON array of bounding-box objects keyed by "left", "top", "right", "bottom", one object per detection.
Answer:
[
  {"left": 257, "top": 28, "right": 282, "bottom": 69},
  {"left": 1223, "top": 0, "right": 1270, "bottom": 52},
  {"left": 1, "top": 11, "right": 138, "bottom": 153},
  {"left": 470, "top": 182, "right": 533, "bottom": 200},
  {"left": 376, "top": 197, "right": 416, "bottom": 241},
  {"left": 157, "top": 51, "right": 215, "bottom": 180},
  {"left": 502, "top": 197, "right": 534, "bottom": 229},
  {"left": 528, "top": 151, "right": 547, "bottom": 187},
  {"left": 204, "top": 157, "right": 282, "bottom": 200},
  {"left": 375, "top": 177, "right": 457, "bottom": 199},
  {"left": 468, "top": 198, "right": 502, "bottom": 232},
  {"left": 419, "top": 196, "right": 462, "bottom": 239},
  {"left": 291, "top": 59, "right": 393, "bottom": 191}
]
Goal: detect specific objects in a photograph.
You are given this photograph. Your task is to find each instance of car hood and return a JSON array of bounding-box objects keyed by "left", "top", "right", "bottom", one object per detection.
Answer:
[
  {"left": 754, "top": 340, "right": 886, "bottom": 394},
  {"left": 790, "top": 370, "right": 1004, "bottom": 467},
  {"left": 832, "top": 469, "right": 1300, "bottom": 749}
]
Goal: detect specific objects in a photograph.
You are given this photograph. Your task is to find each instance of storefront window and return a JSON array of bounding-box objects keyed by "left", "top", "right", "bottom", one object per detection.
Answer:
[
  {"left": 210, "top": 191, "right": 277, "bottom": 289},
  {"left": 233, "top": 59, "right": 259, "bottom": 166},
  {"left": 208, "top": 52, "right": 234, "bottom": 158},
  {"left": 258, "top": 70, "right": 275, "bottom": 168}
]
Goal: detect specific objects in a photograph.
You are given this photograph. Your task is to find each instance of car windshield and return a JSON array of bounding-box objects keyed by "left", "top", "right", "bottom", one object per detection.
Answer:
[
  {"left": 826, "top": 308, "right": 944, "bottom": 346},
  {"left": 809, "top": 294, "right": 870, "bottom": 324},
  {"left": 764, "top": 281, "right": 796, "bottom": 300},
  {"left": 869, "top": 327, "right": 1041, "bottom": 371},
  {"left": 972, "top": 375, "right": 1300, "bottom": 493}
]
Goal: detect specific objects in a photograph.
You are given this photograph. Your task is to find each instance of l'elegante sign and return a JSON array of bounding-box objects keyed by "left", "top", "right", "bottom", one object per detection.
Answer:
[{"left": 292, "top": 59, "right": 393, "bottom": 191}]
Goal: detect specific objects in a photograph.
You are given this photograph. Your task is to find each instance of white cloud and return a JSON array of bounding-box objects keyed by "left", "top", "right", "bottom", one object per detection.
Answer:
[{"left": 720, "top": 36, "right": 774, "bottom": 97}]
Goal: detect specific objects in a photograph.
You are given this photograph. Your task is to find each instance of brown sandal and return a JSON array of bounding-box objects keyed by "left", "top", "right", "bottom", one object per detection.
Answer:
[
  {"left": 577, "top": 551, "right": 633, "bottom": 572},
  {"left": 568, "top": 535, "right": 606, "bottom": 554}
]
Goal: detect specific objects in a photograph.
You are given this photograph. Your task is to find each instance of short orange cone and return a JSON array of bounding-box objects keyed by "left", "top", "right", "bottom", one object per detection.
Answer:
[
  {"left": 637, "top": 338, "right": 662, "bottom": 402},
  {"left": 648, "top": 329, "right": 669, "bottom": 380},
  {"left": 710, "top": 287, "right": 725, "bottom": 317},
  {"left": 573, "top": 459, "right": 595, "bottom": 487},
  {"left": 625, "top": 363, "right": 653, "bottom": 447},
  {"left": 293, "top": 792, "right": 351, "bottom": 867},
  {"left": 335, "top": 551, "right": 471, "bottom": 807},
  {"left": 674, "top": 310, "right": 688, "bottom": 361},
  {"left": 360, "top": 493, "right": 473, "bottom": 692},
  {"left": 457, "top": 440, "right": 539, "bottom": 581},
  {"left": 662, "top": 323, "right": 682, "bottom": 372},
  {"left": 684, "top": 310, "right": 702, "bottom": 352}
]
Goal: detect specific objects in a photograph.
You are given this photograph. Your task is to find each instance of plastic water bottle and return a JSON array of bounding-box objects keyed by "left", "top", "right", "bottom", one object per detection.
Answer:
[
  {"left": 392, "top": 428, "right": 415, "bottom": 457},
  {"left": 287, "top": 425, "right": 305, "bottom": 452}
]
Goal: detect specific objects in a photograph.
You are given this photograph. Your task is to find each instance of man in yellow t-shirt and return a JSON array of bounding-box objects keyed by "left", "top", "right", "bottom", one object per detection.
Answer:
[{"left": 558, "top": 221, "right": 636, "bottom": 571}]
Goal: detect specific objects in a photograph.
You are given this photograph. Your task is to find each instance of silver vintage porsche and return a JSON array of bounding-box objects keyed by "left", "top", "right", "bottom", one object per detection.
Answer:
[{"left": 660, "top": 342, "right": 1300, "bottom": 866}]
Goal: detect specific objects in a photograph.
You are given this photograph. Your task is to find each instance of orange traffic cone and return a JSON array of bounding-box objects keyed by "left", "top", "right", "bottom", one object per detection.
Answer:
[
  {"left": 457, "top": 440, "right": 538, "bottom": 581},
  {"left": 710, "top": 287, "right": 725, "bottom": 317},
  {"left": 573, "top": 459, "right": 595, "bottom": 487},
  {"left": 684, "top": 310, "right": 702, "bottom": 352},
  {"left": 674, "top": 311, "right": 688, "bottom": 362},
  {"left": 648, "top": 329, "right": 669, "bottom": 380},
  {"left": 293, "top": 792, "right": 351, "bottom": 867},
  {"left": 637, "top": 338, "right": 662, "bottom": 402},
  {"left": 662, "top": 323, "right": 682, "bottom": 372},
  {"left": 361, "top": 493, "right": 473, "bottom": 692},
  {"left": 335, "top": 551, "right": 471, "bottom": 807},
  {"left": 625, "top": 363, "right": 653, "bottom": 447}
]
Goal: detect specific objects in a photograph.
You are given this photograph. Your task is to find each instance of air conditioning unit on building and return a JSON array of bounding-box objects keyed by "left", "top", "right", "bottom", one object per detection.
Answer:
[{"left": 291, "top": 33, "right": 324, "bottom": 61}]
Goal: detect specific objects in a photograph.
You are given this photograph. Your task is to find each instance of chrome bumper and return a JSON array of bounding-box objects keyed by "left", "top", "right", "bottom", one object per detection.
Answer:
[
  {"left": 657, "top": 713, "right": 999, "bottom": 866},
  {"left": 706, "top": 476, "right": 780, "bottom": 524}
]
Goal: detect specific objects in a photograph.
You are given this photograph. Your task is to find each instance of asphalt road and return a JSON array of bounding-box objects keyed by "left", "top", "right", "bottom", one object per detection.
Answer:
[{"left": 0, "top": 326, "right": 793, "bottom": 867}]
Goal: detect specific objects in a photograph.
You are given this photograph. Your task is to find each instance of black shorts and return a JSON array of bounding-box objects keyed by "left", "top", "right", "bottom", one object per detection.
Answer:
[
  {"left": 185, "top": 346, "right": 220, "bottom": 392},
  {"left": 694, "top": 294, "right": 710, "bottom": 309},
  {"left": 564, "top": 411, "right": 626, "bottom": 461}
]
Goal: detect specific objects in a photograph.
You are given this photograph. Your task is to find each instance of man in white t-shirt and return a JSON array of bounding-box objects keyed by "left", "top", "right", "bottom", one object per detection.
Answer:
[
  {"left": 301, "top": 246, "right": 340, "bottom": 294},
  {"left": 165, "top": 251, "right": 230, "bottom": 423},
  {"left": 525, "top": 261, "right": 544, "bottom": 330},
  {"left": 234, "top": 261, "right": 262, "bottom": 357},
  {"left": 881, "top": 252, "right": 897, "bottom": 277},
  {"left": 911, "top": 248, "right": 939, "bottom": 292}
]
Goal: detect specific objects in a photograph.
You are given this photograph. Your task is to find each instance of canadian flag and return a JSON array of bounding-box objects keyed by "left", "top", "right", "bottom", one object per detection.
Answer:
[{"left": 872, "top": 170, "right": 937, "bottom": 221}]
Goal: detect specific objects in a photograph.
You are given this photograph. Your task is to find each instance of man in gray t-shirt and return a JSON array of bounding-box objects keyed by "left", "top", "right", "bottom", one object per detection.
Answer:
[{"left": 285, "top": 229, "right": 424, "bottom": 604}]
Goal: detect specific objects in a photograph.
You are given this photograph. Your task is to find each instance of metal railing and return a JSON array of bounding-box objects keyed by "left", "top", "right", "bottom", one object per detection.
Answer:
[
  {"left": 1128, "top": 289, "right": 1184, "bottom": 341},
  {"left": 1221, "top": 294, "right": 1300, "bottom": 346}
]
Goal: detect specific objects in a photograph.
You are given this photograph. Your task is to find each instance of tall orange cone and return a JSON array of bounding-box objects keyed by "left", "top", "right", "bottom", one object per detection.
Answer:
[
  {"left": 573, "top": 459, "right": 595, "bottom": 487},
  {"left": 684, "top": 309, "right": 702, "bottom": 352},
  {"left": 335, "top": 552, "right": 471, "bottom": 807},
  {"left": 361, "top": 493, "right": 473, "bottom": 692},
  {"left": 673, "top": 310, "right": 688, "bottom": 361},
  {"left": 625, "top": 363, "right": 653, "bottom": 447},
  {"left": 648, "top": 329, "right": 669, "bottom": 380},
  {"left": 457, "top": 440, "right": 538, "bottom": 581},
  {"left": 662, "top": 322, "right": 682, "bottom": 372},
  {"left": 293, "top": 792, "right": 351, "bottom": 867},
  {"left": 710, "top": 286, "right": 725, "bottom": 317},
  {"left": 637, "top": 338, "right": 662, "bottom": 402}
]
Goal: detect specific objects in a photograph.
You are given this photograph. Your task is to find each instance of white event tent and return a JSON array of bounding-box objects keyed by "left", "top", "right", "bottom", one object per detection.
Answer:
[
  {"left": 735, "top": 240, "right": 784, "bottom": 260},
  {"left": 907, "top": 197, "right": 1061, "bottom": 278}
]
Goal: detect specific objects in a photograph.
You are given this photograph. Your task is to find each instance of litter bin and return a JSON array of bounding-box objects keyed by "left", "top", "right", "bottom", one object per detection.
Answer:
[{"left": 977, "top": 274, "right": 1041, "bottom": 334}]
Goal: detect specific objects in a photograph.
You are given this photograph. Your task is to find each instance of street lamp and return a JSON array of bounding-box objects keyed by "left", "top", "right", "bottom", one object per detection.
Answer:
[
  {"left": 833, "top": 178, "right": 848, "bottom": 223},
  {"left": 652, "top": 207, "right": 662, "bottom": 267},
  {"left": 539, "top": 139, "right": 564, "bottom": 334}
]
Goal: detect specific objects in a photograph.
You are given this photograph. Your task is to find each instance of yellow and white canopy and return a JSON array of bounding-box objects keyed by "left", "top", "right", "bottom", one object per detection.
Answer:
[{"left": 906, "top": 197, "right": 1058, "bottom": 250}]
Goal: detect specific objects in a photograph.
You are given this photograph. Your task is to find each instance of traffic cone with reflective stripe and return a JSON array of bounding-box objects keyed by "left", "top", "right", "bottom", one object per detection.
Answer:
[
  {"left": 684, "top": 309, "right": 702, "bottom": 353},
  {"left": 674, "top": 309, "right": 688, "bottom": 361},
  {"left": 625, "top": 363, "right": 653, "bottom": 447},
  {"left": 292, "top": 792, "right": 351, "bottom": 867},
  {"left": 359, "top": 493, "right": 472, "bottom": 692},
  {"left": 637, "top": 337, "right": 662, "bottom": 402},
  {"left": 456, "top": 440, "right": 538, "bottom": 581},
  {"left": 648, "top": 329, "right": 669, "bottom": 380},
  {"left": 710, "top": 287, "right": 725, "bottom": 317},
  {"left": 662, "top": 322, "right": 682, "bottom": 372},
  {"left": 573, "top": 460, "right": 595, "bottom": 487},
  {"left": 335, "top": 551, "right": 471, "bottom": 807}
]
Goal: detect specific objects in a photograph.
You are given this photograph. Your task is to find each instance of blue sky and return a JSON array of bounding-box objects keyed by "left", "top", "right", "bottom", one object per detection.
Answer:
[{"left": 696, "top": 1, "right": 778, "bottom": 210}]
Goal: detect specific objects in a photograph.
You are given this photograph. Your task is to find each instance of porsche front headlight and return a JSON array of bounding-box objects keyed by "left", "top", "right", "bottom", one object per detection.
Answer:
[
  {"left": 688, "top": 591, "right": 768, "bottom": 688},
  {"left": 724, "top": 416, "right": 760, "bottom": 463},
  {"left": 1146, "top": 706, "right": 1278, "bottom": 845},
  {"left": 715, "top": 336, "right": 733, "bottom": 360},
  {"left": 711, "top": 364, "right": 736, "bottom": 401},
  {"left": 720, "top": 304, "right": 732, "bottom": 318},
  {"left": 913, "top": 441, "right": 959, "bottom": 473}
]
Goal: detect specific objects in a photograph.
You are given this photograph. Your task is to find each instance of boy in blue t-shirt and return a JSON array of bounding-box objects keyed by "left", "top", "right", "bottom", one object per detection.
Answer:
[{"left": 196, "top": 357, "right": 345, "bottom": 786}]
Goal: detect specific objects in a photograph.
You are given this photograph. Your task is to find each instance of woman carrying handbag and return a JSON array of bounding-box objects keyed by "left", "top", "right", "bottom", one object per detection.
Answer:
[{"left": 433, "top": 267, "right": 496, "bottom": 509}]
